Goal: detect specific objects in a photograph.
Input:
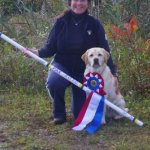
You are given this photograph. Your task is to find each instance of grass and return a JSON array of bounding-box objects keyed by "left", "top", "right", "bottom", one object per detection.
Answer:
[{"left": 0, "top": 85, "right": 150, "bottom": 150}]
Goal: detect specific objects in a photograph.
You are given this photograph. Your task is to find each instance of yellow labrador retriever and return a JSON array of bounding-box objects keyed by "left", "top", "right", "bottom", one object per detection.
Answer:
[{"left": 81, "top": 47, "right": 128, "bottom": 123}]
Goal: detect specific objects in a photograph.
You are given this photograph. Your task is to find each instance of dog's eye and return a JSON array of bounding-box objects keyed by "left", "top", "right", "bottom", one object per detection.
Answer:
[
  {"left": 89, "top": 54, "right": 93, "bottom": 57},
  {"left": 98, "top": 53, "right": 102, "bottom": 56}
]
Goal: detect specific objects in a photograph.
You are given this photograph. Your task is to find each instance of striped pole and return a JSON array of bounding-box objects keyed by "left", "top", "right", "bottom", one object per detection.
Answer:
[{"left": 0, "top": 32, "right": 144, "bottom": 126}]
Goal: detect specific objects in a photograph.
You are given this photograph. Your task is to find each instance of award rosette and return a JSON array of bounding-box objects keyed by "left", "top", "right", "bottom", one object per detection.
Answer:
[
  {"left": 83, "top": 72, "right": 106, "bottom": 96},
  {"left": 72, "top": 72, "right": 106, "bottom": 134}
]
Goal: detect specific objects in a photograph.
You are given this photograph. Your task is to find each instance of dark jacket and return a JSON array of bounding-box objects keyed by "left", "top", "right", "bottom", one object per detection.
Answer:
[{"left": 38, "top": 10, "right": 116, "bottom": 75}]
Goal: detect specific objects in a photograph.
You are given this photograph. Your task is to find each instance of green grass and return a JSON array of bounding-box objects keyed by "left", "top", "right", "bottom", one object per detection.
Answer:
[{"left": 0, "top": 86, "right": 150, "bottom": 150}]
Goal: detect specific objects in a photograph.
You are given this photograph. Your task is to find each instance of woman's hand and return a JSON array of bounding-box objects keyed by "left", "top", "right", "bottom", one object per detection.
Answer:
[
  {"left": 29, "top": 48, "right": 39, "bottom": 56},
  {"left": 23, "top": 48, "right": 39, "bottom": 57}
]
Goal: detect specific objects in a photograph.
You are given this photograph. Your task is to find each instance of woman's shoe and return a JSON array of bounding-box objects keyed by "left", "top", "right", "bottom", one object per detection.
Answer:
[{"left": 53, "top": 118, "right": 66, "bottom": 125}]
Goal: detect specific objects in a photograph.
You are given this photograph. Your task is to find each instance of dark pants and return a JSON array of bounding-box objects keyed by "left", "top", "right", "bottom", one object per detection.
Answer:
[{"left": 46, "top": 62, "right": 86, "bottom": 119}]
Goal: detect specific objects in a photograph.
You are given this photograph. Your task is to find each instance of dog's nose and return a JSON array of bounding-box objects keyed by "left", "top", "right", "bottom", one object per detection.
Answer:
[{"left": 94, "top": 58, "right": 99, "bottom": 65}]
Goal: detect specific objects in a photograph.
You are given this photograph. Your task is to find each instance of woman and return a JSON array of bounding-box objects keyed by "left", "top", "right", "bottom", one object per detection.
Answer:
[{"left": 29, "top": 0, "right": 117, "bottom": 124}]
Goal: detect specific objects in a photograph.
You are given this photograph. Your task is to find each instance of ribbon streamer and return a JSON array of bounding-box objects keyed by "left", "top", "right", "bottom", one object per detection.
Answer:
[
  {"left": 72, "top": 92, "right": 102, "bottom": 131},
  {"left": 86, "top": 96, "right": 105, "bottom": 134},
  {"left": 72, "top": 92, "right": 105, "bottom": 134}
]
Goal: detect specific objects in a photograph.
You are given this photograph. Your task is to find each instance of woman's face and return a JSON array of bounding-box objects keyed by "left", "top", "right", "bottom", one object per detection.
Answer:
[{"left": 70, "top": 0, "right": 89, "bottom": 14}]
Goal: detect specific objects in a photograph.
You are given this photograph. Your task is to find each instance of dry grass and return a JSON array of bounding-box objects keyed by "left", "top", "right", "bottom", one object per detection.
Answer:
[{"left": 0, "top": 87, "right": 150, "bottom": 150}]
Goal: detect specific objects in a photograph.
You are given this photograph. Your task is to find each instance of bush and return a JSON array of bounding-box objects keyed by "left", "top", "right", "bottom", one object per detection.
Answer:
[
  {"left": 0, "top": 0, "right": 43, "bottom": 15},
  {"left": 98, "top": 0, "right": 150, "bottom": 95},
  {"left": 0, "top": 0, "right": 149, "bottom": 97},
  {"left": 0, "top": 41, "right": 47, "bottom": 89},
  {"left": 0, "top": 0, "right": 65, "bottom": 91},
  {"left": 89, "top": 0, "right": 150, "bottom": 96},
  {"left": 0, "top": 0, "right": 18, "bottom": 15}
]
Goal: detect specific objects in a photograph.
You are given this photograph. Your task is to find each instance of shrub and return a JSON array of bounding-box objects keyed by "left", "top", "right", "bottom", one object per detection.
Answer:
[
  {"left": 0, "top": 0, "right": 18, "bottom": 15},
  {"left": 0, "top": 41, "right": 47, "bottom": 88},
  {"left": 0, "top": 0, "right": 149, "bottom": 97},
  {"left": 89, "top": 0, "right": 150, "bottom": 96},
  {"left": 0, "top": 0, "right": 65, "bottom": 90},
  {"left": 98, "top": 0, "right": 150, "bottom": 95}
]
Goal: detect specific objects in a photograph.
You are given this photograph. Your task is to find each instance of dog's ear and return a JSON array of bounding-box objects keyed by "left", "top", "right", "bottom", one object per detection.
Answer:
[
  {"left": 81, "top": 51, "right": 89, "bottom": 65},
  {"left": 103, "top": 49, "right": 110, "bottom": 63}
]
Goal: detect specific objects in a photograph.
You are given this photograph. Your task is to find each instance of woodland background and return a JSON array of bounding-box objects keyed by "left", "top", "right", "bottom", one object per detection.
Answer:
[{"left": 0, "top": 0, "right": 150, "bottom": 150}]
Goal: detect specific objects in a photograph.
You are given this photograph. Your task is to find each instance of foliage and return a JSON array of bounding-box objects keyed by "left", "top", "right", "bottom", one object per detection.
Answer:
[
  {"left": 106, "top": 22, "right": 150, "bottom": 95},
  {"left": 23, "top": 0, "right": 43, "bottom": 12},
  {"left": 0, "top": 42, "right": 47, "bottom": 89},
  {"left": 0, "top": 0, "right": 43, "bottom": 15},
  {"left": 0, "top": 0, "right": 65, "bottom": 37},
  {"left": 96, "top": 0, "right": 150, "bottom": 95},
  {"left": 0, "top": 0, "right": 149, "bottom": 97},
  {"left": 0, "top": 0, "right": 18, "bottom": 15},
  {"left": 99, "top": 0, "right": 150, "bottom": 39},
  {"left": 0, "top": 0, "right": 65, "bottom": 88},
  {"left": 0, "top": 1, "right": 149, "bottom": 149}
]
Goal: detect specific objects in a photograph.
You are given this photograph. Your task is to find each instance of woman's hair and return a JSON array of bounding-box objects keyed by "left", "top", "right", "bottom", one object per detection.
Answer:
[
  {"left": 68, "top": 0, "right": 91, "bottom": 6},
  {"left": 55, "top": 9, "right": 70, "bottom": 20}
]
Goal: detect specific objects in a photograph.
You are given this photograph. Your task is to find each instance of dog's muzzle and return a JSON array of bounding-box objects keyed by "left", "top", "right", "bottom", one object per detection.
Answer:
[{"left": 93, "top": 58, "right": 99, "bottom": 66}]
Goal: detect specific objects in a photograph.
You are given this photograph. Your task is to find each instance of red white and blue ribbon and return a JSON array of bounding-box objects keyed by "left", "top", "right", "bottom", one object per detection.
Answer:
[
  {"left": 72, "top": 72, "right": 106, "bottom": 134},
  {"left": 83, "top": 72, "right": 106, "bottom": 95},
  {"left": 86, "top": 95, "right": 105, "bottom": 134},
  {"left": 72, "top": 92, "right": 105, "bottom": 134}
]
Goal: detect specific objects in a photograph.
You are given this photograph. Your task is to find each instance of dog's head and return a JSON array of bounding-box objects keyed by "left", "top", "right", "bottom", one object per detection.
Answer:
[{"left": 81, "top": 47, "right": 110, "bottom": 68}]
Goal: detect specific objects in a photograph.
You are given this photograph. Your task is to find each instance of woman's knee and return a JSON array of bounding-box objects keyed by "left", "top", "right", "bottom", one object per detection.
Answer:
[{"left": 47, "top": 74, "right": 69, "bottom": 92}]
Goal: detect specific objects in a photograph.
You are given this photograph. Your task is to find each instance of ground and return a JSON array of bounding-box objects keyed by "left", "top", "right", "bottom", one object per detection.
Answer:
[{"left": 0, "top": 87, "right": 150, "bottom": 150}]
